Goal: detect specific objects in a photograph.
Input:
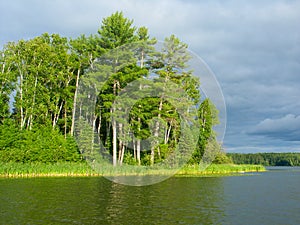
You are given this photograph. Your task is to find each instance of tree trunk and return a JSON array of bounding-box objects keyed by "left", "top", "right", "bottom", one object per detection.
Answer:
[
  {"left": 70, "top": 68, "right": 81, "bottom": 136},
  {"left": 137, "top": 139, "right": 141, "bottom": 165},
  {"left": 140, "top": 50, "right": 144, "bottom": 68},
  {"left": 112, "top": 117, "right": 117, "bottom": 166},
  {"left": 29, "top": 75, "right": 38, "bottom": 130},
  {"left": 137, "top": 116, "right": 141, "bottom": 165},
  {"left": 18, "top": 67, "right": 24, "bottom": 130},
  {"left": 112, "top": 81, "right": 117, "bottom": 166},
  {"left": 120, "top": 145, "right": 125, "bottom": 165},
  {"left": 136, "top": 83, "right": 143, "bottom": 165},
  {"left": 151, "top": 98, "right": 163, "bottom": 166},
  {"left": 133, "top": 140, "right": 136, "bottom": 161},
  {"left": 64, "top": 101, "right": 67, "bottom": 138},
  {"left": 91, "top": 116, "right": 97, "bottom": 151},
  {"left": 165, "top": 123, "right": 172, "bottom": 144},
  {"left": 118, "top": 123, "right": 123, "bottom": 163},
  {"left": 52, "top": 100, "right": 63, "bottom": 128}
]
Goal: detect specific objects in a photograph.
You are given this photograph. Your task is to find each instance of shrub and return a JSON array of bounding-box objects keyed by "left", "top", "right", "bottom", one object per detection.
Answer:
[{"left": 0, "top": 122, "right": 81, "bottom": 163}]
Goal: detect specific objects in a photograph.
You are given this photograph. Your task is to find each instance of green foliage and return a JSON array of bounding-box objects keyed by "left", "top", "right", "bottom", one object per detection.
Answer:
[
  {"left": 0, "top": 121, "right": 81, "bottom": 163},
  {"left": 190, "top": 99, "right": 220, "bottom": 164},
  {"left": 0, "top": 119, "right": 20, "bottom": 150},
  {"left": 228, "top": 153, "right": 300, "bottom": 166},
  {"left": 212, "top": 151, "right": 233, "bottom": 164},
  {"left": 98, "top": 11, "right": 136, "bottom": 49},
  {"left": 0, "top": 48, "right": 16, "bottom": 123},
  {"left": 0, "top": 11, "right": 221, "bottom": 168},
  {"left": 123, "top": 152, "right": 138, "bottom": 165}
]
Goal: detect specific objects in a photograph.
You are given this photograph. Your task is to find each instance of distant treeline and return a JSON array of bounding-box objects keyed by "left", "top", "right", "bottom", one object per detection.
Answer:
[{"left": 228, "top": 153, "right": 300, "bottom": 166}]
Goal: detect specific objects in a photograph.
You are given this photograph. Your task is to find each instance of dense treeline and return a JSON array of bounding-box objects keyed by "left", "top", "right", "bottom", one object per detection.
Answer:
[
  {"left": 228, "top": 153, "right": 300, "bottom": 166},
  {"left": 0, "top": 12, "right": 229, "bottom": 166}
]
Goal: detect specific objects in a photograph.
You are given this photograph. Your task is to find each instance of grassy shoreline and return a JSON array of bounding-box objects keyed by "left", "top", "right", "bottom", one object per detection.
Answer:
[
  {"left": 0, "top": 162, "right": 266, "bottom": 178},
  {"left": 176, "top": 164, "right": 266, "bottom": 176}
]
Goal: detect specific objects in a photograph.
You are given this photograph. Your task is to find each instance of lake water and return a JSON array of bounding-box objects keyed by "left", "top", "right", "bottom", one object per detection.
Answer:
[{"left": 0, "top": 167, "right": 299, "bottom": 224}]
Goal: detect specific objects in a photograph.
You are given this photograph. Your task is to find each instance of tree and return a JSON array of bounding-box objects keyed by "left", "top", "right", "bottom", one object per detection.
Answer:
[
  {"left": 127, "top": 26, "right": 157, "bottom": 165},
  {"left": 0, "top": 11, "right": 223, "bottom": 168},
  {"left": 95, "top": 12, "right": 142, "bottom": 166},
  {"left": 0, "top": 47, "right": 16, "bottom": 123},
  {"left": 2, "top": 34, "right": 76, "bottom": 133},
  {"left": 190, "top": 98, "right": 220, "bottom": 164},
  {"left": 147, "top": 34, "right": 199, "bottom": 166},
  {"left": 113, "top": 35, "right": 201, "bottom": 167},
  {"left": 69, "top": 34, "right": 104, "bottom": 136},
  {"left": 98, "top": 11, "right": 137, "bottom": 50}
]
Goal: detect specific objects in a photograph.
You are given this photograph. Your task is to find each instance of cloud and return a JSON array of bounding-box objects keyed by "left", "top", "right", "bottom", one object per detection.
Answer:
[
  {"left": 1, "top": 0, "right": 300, "bottom": 152},
  {"left": 248, "top": 114, "right": 300, "bottom": 141},
  {"left": 226, "top": 146, "right": 300, "bottom": 153}
]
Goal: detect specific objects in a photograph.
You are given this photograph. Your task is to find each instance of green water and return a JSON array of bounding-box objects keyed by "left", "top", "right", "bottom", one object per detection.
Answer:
[{"left": 1, "top": 167, "right": 299, "bottom": 224}]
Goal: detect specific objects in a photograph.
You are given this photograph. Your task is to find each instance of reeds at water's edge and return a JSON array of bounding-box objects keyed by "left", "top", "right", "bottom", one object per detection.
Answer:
[{"left": 0, "top": 162, "right": 266, "bottom": 178}]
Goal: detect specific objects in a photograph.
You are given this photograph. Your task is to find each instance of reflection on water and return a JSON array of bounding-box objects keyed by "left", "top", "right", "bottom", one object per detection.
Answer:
[
  {"left": 0, "top": 177, "right": 225, "bottom": 224},
  {"left": 103, "top": 177, "right": 225, "bottom": 224},
  {"left": 0, "top": 167, "right": 299, "bottom": 224}
]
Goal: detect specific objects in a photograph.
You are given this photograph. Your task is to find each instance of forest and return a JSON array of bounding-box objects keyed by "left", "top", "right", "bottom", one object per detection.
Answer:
[
  {"left": 0, "top": 12, "right": 230, "bottom": 168},
  {"left": 228, "top": 153, "right": 300, "bottom": 166}
]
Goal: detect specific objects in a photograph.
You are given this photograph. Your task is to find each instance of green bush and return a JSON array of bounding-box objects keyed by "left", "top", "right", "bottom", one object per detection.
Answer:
[
  {"left": 123, "top": 152, "right": 138, "bottom": 165},
  {"left": 213, "top": 152, "right": 233, "bottom": 164},
  {"left": 0, "top": 121, "right": 81, "bottom": 163}
]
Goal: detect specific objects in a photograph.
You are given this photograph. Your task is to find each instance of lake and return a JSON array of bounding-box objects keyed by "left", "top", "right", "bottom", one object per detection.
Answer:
[{"left": 0, "top": 167, "right": 299, "bottom": 224}]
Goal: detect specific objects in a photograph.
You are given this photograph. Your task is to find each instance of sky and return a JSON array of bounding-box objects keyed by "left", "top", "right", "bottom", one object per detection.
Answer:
[{"left": 1, "top": 0, "right": 299, "bottom": 153}]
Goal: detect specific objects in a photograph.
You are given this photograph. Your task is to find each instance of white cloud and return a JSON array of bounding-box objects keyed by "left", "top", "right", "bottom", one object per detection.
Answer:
[
  {"left": 248, "top": 114, "right": 300, "bottom": 141},
  {"left": 1, "top": 0, "right": 300, "bottom": 152}
]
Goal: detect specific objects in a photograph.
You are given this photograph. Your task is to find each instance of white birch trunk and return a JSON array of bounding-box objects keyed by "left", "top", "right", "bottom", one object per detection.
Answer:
[{"left": 70, "top": 68, "right": 81, "bottom": 136}]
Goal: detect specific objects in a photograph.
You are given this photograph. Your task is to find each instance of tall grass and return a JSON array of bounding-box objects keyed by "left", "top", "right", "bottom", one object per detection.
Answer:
[
  {"left": 177, "top": 164, "right": 266, "bottom": 176},
  {"left": 0, "top": 162, "right": 266, "bottom": 178},
  {"left": 0, "top": 162, "right": 96, "bottom": 177}
]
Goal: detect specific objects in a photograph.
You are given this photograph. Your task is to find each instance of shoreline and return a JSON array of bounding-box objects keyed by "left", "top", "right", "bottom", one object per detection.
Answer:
[{"left": 0, "top": 162, "right": 266, "bottom": 178}]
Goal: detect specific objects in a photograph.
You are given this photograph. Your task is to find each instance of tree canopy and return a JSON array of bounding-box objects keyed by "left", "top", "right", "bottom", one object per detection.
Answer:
[{"left": 0, "top": 12, "right": 226, "bottom": 166}]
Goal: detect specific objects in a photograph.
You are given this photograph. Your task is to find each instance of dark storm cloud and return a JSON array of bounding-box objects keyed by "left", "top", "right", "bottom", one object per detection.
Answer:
[
  {"left": 1, "top": 0, "right": 299, "bottom": 152},
  {"left": 248, "top": 114, "right": 300, "bottom": 142}
]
